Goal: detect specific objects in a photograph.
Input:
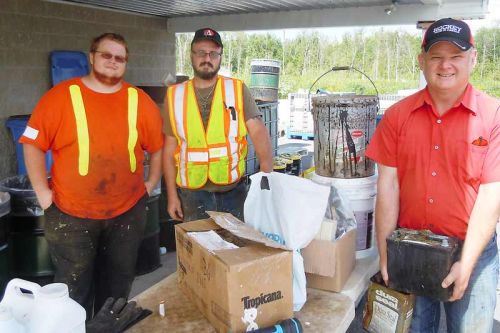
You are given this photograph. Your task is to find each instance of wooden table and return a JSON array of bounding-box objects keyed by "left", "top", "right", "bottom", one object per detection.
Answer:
[{"left": 129, "top": 272, "right": 355, "bottom": 333}]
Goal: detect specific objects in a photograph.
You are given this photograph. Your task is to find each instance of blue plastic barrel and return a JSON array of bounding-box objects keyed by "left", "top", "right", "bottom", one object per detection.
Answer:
[
  {"left": 50, "top": 50, "right": 89, "bottom": 86},
  {"left": 5, "top": 115, "right": 53, "bottom": 175}
]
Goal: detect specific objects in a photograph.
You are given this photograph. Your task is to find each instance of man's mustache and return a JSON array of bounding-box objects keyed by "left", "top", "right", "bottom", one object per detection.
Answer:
[{"left": 200, "top": 62, "right": 213, "bottom": 68}]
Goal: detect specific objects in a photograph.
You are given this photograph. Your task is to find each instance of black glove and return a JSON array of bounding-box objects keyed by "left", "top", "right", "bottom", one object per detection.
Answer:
[{"left": 86, "top": 297, "right": 143, "bottom": 333}]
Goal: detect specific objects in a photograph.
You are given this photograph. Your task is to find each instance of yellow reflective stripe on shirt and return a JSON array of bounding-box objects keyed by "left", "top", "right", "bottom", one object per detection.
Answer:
[
  {"left": 69, "top": 85, "right": 138, "bottom": 176},
  {"left": 127, "top": 87, "right": 138, "bottom": 173},
  {"left": 69, "top": 85, "right": 90, "bottom": 176}
]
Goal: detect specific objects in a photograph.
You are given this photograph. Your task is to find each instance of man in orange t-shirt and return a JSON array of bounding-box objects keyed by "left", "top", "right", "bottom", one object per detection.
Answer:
[
  {"left": 366, "top": 18, "right": 499, "bottom": 332},
  {"left": 20, "top": 33, "right": 163, "bottom": 317}
]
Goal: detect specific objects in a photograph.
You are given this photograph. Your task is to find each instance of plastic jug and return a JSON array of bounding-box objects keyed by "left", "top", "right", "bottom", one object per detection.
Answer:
[
  {"left": 0, "top": 305, "right": 26, "bottom": 333},
  {"left": 0, "top": 278, "right": 41, "bottom": 323},
  {"left": 27, "top": 283, "right": 86, "bottom": 333},
  {"left": 0, "top": 279, "right": 86, "bottom": 333}
]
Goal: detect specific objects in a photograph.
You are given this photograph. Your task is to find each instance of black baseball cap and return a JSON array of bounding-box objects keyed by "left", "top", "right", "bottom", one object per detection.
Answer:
[
  {"left": 191, "top": 28, "right": 223, "bottom": 49},
  {"left": 422, "top": 18, "right": 474, "bottom": 52}
]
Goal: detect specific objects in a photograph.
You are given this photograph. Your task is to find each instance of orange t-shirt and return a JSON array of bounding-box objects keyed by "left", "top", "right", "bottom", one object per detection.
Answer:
[
  {"left": 19, "top": 78, "right": 164, "bottom": 219},
  {"left": 366, "top": 85, "right": 500, "bottom": 240}
]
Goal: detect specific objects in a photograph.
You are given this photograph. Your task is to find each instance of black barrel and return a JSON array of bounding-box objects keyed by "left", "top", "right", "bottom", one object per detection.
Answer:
[
  {"left": 0, "top": 192, "right": 11, "bottom": 296},
  {"left": 135, "top": 194, "right": 161, "bottom": 275},
  {"left": 0, "top": 176, "right": 54, "bottom": 285},
  {"left": 158, "top": 180, "right": 181, "bottom": 252}
]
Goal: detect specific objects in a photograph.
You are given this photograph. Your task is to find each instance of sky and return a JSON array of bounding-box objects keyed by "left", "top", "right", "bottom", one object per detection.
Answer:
[{"left": 247, "top": 0, "right": 500, "bottom": 41}]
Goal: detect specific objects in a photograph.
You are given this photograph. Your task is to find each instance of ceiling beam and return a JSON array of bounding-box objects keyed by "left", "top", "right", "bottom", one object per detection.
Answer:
[{"left": 167, "top": 2, "right": 488, "bottom": 32}]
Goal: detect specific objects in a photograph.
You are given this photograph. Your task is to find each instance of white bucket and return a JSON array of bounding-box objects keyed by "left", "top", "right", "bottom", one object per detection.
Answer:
[{"left": 312, "top": 173, "right": 377, "bottom": 258}]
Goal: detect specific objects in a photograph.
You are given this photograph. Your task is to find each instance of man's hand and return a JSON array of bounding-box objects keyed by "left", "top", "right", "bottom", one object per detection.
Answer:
[
  {"left": 37, "top": 187, "right": 53, "bottom": 210},
  {"left": 442, "top": 260, "right": 472, "bottom": 301},
  {"left": 167, "top": 193, "right": 183, "bottom": 221},
  {"left": 144, "top": 180, "right": 154, "bottom": 196},
  {"left": 380, "top": 259, "right": 389, "bottom": 286}
]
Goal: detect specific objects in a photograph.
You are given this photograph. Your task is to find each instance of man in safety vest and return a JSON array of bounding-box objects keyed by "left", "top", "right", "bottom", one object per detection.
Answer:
[
  {"left": 20, "top": 33, "right": 164, "bottom": 317},
  {"left": 162, "top": 27, "right": 273, "bottom": 222}
]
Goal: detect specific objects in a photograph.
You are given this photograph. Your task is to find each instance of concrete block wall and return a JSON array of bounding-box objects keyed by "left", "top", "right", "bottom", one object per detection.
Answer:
[{"left": 0, "top": 0, "right": 175, "bottom": 180}]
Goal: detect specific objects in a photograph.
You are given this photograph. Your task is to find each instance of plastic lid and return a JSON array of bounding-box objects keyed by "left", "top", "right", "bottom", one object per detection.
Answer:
[
  {"left": 39, "top": 283, "right": 69, "bottom": 299},
  {"left": 0, "top": 305, "right": 13, "bottom": 321}
]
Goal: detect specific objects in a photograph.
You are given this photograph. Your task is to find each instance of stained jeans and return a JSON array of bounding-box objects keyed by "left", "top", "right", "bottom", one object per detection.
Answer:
[
  {"left": 44, "top": 195, "right": 147, "bottom": 319},
  {"left": 410, "top": 234, "right": 499, "bottom": 333},
  {"left": 178, "top": 180, "right": 248, "bottom": 222}
]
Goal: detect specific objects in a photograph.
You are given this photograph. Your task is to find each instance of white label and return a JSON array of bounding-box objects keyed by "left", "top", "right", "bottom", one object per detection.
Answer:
[
  {"left": 369, "top": 301, "right": 399, "bottom": 333},
  {"left": 354, "top": 211, "right": 373, "bottom": 250},
  {"left": 22, "top": 126, "right": 39, "bottom": 140}
]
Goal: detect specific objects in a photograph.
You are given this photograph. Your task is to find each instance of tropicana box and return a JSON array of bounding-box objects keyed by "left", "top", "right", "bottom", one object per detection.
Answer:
[{"left": 175, "top": 212, "right": 293, "bottom": 333}]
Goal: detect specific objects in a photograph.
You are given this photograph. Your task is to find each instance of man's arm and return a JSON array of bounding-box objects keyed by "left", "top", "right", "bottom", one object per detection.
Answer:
[
  {"left": 23, "top": 144, "right": 52, "bottom": 209},
  {"left": 144, "top": 149, "right": 162, "bottom": 195},
  {"left": 375, "top": 163, "right": 400, "bottom": 285},
  {"left": 443, "top": 181, "right": 500, "bottom": 301},
  {"left": 162, "top": 135, "right": 183, "bottom": 221},
  {"left": 246, "top": 117, "right": 272, "bottom": 173}
]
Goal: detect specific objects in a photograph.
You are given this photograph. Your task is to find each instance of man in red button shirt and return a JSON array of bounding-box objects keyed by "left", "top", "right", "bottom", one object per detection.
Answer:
[{"left": 366, "top": 18, "right": 500, "bottom": 332}]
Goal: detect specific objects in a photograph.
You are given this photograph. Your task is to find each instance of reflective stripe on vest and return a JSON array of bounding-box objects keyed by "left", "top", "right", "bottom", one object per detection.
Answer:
[
  {"left": 168, "top": 76, "right": 247, "bottom": 189},
  {"left": 68, "top": 85, "right": 138, "bottom": 176}
]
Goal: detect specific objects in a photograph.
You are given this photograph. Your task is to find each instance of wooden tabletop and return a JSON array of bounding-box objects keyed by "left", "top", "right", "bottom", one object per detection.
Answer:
[{"left": 128, "top": 272, "right": 355, "bottom": 333}]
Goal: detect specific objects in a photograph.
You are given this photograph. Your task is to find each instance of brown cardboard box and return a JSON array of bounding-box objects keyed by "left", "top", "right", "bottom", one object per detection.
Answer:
[
  {"left": 302, "top": 229, "right": 356, "bottom": 292},
  {"left": 175, "top": 218, "right": 293, "bottom": 333}
]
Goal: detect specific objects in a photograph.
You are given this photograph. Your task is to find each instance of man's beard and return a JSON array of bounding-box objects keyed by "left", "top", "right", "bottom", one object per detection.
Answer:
[
  {"left": 93, "top": 67, "right": 123, "bottom": 86},
  {"left": 193, "top": 61, "right": 220, "bottom": 80}
]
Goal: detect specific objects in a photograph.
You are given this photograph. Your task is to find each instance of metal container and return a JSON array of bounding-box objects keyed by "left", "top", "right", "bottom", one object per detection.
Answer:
[
  {"left": 249, "top": 59, "right": 281, "bottom": 102},
  {"left": 312, "top": 95, "right": 377, "bottom": 178},
  {"left": 387, "top": 228, "right": 462, "bottom": 301}
]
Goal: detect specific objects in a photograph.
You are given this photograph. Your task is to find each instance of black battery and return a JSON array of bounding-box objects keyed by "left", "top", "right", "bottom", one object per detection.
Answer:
[{"left": 387, "top": 228, "right": 462, "bottom": 301}]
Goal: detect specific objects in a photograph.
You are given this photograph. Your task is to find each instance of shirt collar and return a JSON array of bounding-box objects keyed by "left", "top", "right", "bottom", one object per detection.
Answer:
[{"left": 411, "top": 84, "right": 477, "bottom": 116}]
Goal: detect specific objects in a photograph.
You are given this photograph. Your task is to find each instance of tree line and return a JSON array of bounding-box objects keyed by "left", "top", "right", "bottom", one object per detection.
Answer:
[{"left": 177, "top": 26, "right": 499, "bottom": 97}]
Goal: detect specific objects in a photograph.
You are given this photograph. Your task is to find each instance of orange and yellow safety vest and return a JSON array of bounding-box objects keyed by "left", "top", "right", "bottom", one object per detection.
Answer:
[{"left": 167, "top": 76, "right": 248, "bottom": 189}]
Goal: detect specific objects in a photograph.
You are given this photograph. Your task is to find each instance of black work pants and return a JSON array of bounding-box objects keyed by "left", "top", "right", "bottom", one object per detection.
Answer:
[{"left": 44, "top": 195, "right": 147, "bottom": 318}]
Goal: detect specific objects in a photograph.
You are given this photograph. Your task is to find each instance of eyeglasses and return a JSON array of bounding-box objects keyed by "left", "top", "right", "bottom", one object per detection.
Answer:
[
  {"left": 191, "top": 50, "right": 222, "bottom": 60},
  {"left": 94, "top": 50, "right": 127, "bottom": 64}
]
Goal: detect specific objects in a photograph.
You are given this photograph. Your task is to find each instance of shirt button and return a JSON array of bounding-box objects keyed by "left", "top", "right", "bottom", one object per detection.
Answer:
[
  {"left": 431, "top": 171, "right": 437, "bottom": 176},
  {"left": 429, "top": 198, "right": 434, "bottom": 204},
  {"left": 434, "top": 145, "right": 439, "bottom": 150},
  {"left": 437, "top": 119, "right": 442, "bottom": 124}
]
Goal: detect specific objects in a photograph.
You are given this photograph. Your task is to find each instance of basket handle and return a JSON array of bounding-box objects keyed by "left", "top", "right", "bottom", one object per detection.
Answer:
[{"left": 307, "top": 66, "right": 380, "bottom": 112}]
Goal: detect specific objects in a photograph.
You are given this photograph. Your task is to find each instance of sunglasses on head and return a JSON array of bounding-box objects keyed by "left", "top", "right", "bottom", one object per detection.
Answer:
[{"left": 94, "top": 50, "right": 127, "bottom": 64}]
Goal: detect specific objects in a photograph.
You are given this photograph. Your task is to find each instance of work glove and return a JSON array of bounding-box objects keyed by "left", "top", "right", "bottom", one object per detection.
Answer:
[{"left": 86, "top": 297, "right": 143, "bottom": 333}]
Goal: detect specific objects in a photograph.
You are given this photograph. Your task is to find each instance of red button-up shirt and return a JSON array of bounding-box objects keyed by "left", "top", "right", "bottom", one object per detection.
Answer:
[{"left": 366, "top": 85, "right": 500, "bottom": 240}]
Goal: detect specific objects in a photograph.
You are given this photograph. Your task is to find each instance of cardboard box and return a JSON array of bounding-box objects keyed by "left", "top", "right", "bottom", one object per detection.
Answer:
[
  {"left": 363, "top": 273, "right": 415, "bottom": 333},
  {"left": 175, "top": 217, "right": 293, "bottom": 333},
  {"left": 302, "top": 229, "right": 356, "bottom": 292}
]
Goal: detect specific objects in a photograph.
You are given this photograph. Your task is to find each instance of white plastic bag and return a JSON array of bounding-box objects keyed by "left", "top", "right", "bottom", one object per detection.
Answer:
[{"left": 244, "top": 172, "right": 330, "bottom": 311}]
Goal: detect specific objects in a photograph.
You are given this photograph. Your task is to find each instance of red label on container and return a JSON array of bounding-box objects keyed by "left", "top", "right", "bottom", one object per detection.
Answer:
[{"left": 351, "top": 130, "right": 363, "bottom": 138}]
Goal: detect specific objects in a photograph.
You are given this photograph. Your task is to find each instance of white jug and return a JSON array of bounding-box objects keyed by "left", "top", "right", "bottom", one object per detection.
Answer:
[
  {"left": 0, "top": 278, "right": 41, "bottom": 324},
  {"left": 0, "top": 279, "right": 86, "bottom": 333},
  {"left": 27, "top": 283, "right": 86, "bottom": 333},
  {"left": 0, "top": 305, "right": 26, "bottom": 333}
]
